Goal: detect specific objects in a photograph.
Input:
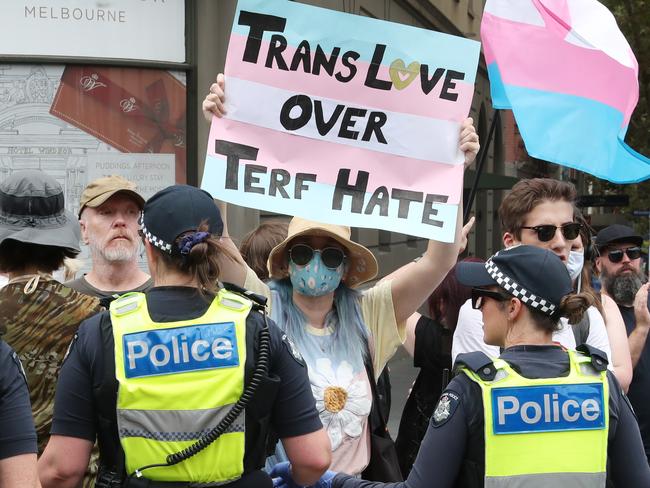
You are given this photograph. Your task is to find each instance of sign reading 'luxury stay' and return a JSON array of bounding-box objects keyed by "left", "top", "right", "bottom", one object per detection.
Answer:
[{"left": 202, "top": 0, "right": 480, "bottom": 242}]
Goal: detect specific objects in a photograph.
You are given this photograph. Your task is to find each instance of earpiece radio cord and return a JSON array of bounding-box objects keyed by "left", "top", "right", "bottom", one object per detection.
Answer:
[{"left": 129, "top": 301, "right": 271, "bottom": 479}]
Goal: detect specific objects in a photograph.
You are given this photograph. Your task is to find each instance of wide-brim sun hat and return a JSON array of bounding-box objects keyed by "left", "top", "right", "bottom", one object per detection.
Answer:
[
  {"left": 267, "top": 217, "right": 378, "bottom": 288},
  {"left": 0, "top": 170, "right": 80, "bottom": 253}
]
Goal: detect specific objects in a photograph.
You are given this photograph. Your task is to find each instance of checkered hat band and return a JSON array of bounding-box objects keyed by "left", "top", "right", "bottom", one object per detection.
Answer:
[
  {"left": 140, "top": 219, "right": 173, "bottom": 254},
  {"left": 485, "top": 258, "right": 557, "bottom": 316}
]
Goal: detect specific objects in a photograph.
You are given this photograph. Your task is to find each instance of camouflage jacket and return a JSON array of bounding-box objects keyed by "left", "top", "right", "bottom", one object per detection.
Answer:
[{"left": 0, "top": 275, "right": 102, "bottom": 454}]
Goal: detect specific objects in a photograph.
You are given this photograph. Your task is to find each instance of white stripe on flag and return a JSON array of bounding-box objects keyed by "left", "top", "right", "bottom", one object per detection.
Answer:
[
  {"left": 485, "top": 0, "right": 544, "bottom": 26},
  {"left": 224, "top": 77, "right": 463, "bottom": 166}
]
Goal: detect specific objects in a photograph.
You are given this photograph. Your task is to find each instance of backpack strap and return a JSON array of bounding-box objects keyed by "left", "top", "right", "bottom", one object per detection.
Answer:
[
  {"left": 362, "top": 343, "right": 388, "bottom": 432},
  {"left": 572, "top": 311, "right": 591, "bottom": 347}
]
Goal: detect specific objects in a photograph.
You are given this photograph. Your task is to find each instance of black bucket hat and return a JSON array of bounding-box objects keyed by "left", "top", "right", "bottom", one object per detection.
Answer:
[
  {"left": 140, "top": 185, "right": 223, "bottom": 255},
  {"left": 0, "top": 170, "right": 80, "bottom": 253},
  {"left": 456, "top": 245, "right": 573, "bottom": 318}
]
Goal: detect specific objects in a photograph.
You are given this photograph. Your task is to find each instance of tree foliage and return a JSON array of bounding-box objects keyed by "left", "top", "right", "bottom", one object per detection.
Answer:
[{"left": 583, "top": 0, "right": 650, "bottom": 236}]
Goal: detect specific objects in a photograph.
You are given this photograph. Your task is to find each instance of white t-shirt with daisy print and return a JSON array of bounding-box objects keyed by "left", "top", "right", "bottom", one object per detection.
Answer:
[{"left": 244, "top": 268, "right": 405, "bottom": 475}]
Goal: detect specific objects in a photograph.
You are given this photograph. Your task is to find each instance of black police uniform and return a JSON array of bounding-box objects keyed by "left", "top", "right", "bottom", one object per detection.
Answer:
[
  {"left": 619, "top": 305, "right": 650, "bottom": 462},
  {"left": 330, "top": 345, "right": 650, "bottom": 488},
  {"left": 395, "top": 315, "right": 452, "bottom": 477},
  {"left": 0, "top": 340, "right": 37, "bottom": 460},
  {"left": 51, "top": 286, "right": 322, "bottom": 488}
]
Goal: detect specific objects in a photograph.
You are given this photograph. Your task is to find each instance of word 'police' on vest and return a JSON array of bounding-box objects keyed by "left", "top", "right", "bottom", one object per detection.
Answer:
[
  {"left": 123, "top": 322, "right": 240, "bottom": 378},
  {"left": 491, "top": 384, "right": 605, "bottom": 434}
]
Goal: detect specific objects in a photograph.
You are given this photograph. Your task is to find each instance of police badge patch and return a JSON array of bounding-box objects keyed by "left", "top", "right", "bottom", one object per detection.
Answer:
[
  {"left": 282, "top": 334, "right": 305, "bottom": 366},
  {"left": 432, "top": 391, "right": 460, "bottom": 427}
]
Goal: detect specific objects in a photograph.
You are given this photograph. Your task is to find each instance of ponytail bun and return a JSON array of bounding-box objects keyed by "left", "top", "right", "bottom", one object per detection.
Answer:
[{"left": 559, "top": 292, "right": 594, "bottom": 325}]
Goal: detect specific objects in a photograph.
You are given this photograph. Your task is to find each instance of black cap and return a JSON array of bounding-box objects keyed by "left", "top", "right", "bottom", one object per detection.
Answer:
[
  {"left": 455, "top": 245, "right": 572, "bottom": 318},
  {"left": 140, "top": 185, "right": 223, "bottom": 255},
  {"left": 595, "top": 224, "right": 642, "bottom": 251}
]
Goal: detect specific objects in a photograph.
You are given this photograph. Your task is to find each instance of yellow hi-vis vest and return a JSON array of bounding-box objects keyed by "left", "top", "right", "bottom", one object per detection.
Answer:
[
  {"left": 461, "top": 350, "right": 609, "bottom": 488},
  {"left": 111, "top": 289, "right": 251, "bottom": 483}
]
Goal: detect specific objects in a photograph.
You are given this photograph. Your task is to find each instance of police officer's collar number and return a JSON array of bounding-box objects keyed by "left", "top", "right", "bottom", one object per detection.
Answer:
[
  {"left": 492, "top": 384, "right": 605, "bottom": 434},
  {"left": 123, "top": 322, "right": 239, "bottom": 378}
]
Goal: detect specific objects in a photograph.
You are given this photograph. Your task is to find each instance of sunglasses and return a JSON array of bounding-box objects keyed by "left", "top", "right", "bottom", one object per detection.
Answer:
[
  {"left": 471, "top": 288, "right": 512, "bottom": 310},
  {"left": 606, "top": 246, "right": 641, "bottom": 263},
  {"left": 289, "top": 243, "right": 346, "bottom": 269},
  {"left": 520, "top": 223, "right": 582, "bottom": 242}
]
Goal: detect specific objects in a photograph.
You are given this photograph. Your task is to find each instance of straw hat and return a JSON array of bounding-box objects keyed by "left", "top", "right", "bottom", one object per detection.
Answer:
[{"left": 267, "top": 217, "right": 378, "bottom": 288}]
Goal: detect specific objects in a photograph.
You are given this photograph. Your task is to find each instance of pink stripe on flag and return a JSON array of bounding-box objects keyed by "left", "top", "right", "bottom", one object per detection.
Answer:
[
  {"left": 225, "top": 33, "right": 473, "bottom": 122},
  {"left": 207, "top": 118, "right": 463, "bottom": 204},
  {"left": 481, "top": 11, "right": 638, "bottom": 122},
  {"left": 536, "top": 0, "right": 572, "bottom": 36}
]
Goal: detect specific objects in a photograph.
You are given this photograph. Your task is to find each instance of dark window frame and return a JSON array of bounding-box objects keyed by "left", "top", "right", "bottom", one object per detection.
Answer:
[{"left": 0, "top": 0, "right": 198, "bottom": 185}]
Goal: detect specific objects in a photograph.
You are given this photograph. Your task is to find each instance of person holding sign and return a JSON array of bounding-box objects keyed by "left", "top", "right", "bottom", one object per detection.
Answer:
[
  {"left": 39, "top": 185, "right": 331, "bottom": 488},
  {"left": 203, "top": 77, "right": 479, "bottom": 478},
  {"left": 271, "top": 246, "right": 650, "bottom": 488}
]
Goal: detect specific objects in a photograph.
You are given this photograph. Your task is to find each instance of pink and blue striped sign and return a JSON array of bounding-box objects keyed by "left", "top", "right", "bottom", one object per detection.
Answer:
[
  {"left": 482, "top": 0, "right": 650, "bottom": 183},
  {"left": 202, "top": 0, "right": 480, "bottom": 242}
]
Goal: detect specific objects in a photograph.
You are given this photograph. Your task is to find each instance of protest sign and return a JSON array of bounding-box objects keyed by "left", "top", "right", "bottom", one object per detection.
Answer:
[{"left": 202, "top": 0, "right": 480, "bottom": 242}]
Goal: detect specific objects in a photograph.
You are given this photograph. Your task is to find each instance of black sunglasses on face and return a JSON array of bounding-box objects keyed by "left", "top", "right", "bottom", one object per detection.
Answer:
[
  {"left": 520, "top": 223, "right": 582, "bottom": 242},
  {"left": 607, "top": 246, "right": 641, "bottom": 263},
  {"left": 471, "top": 288, "right": 512, "bottom": 310},
  {"left": 289, "top": 243, "right": 346, "bottom": 269}
]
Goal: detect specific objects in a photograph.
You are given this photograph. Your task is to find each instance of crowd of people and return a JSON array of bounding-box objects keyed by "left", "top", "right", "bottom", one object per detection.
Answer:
[{"left": 0, "top": 78, "right": 647, "bottom": 488}]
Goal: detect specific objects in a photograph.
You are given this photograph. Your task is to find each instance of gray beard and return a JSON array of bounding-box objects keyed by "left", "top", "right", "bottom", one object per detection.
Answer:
[
  {"left": 89, "top": 240, "right": 139, "bottom": 263},
  {"left": 603, "top": 270, "right": 646, "bottom": 306}
]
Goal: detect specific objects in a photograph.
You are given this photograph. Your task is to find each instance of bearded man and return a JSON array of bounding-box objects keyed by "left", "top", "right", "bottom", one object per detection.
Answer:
[
  {"left": 595, "top": 224, "right": 650, "bottom": 463},
  {"left": 66, "top": 175, "right": 152, "bottom": 304}
]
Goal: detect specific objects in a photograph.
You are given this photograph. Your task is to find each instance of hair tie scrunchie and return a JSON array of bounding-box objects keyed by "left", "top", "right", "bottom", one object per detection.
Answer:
[{"left": 179, "top": 231, "right": 210, "bottom": 255}]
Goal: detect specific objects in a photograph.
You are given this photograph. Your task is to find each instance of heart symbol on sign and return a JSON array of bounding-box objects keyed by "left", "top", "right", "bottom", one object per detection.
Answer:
[{"left": 389, "top": 59, "right": 420, "bottom": 90}]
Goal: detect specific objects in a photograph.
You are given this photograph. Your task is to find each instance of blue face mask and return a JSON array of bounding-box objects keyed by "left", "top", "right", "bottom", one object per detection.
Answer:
[{"left": 289, "top": 251, "right": 344, "bottom": 297}]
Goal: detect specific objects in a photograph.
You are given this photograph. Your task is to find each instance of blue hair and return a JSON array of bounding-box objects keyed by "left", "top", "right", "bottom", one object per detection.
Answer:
[{"left": 268, "top": 278, "right": 369, "bottom": 362}]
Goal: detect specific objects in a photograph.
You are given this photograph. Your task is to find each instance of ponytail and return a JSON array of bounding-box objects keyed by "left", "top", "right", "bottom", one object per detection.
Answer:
[
  {"left": 559, "top": 291, "right": 594, "bottom": 325},
  {"left": 528, "top": 291, "right": 594, "bottom": 331},
  {"left": 156, "top": 221, "right": 237, "bottom": 295}
]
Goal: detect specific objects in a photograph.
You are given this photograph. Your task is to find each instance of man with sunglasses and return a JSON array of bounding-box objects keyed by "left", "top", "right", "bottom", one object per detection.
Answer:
[
  {"left": 595, "top": 224, "right": 650, "bottom": 462},
  {"left": 452, "top": 178, "right": 613, "bottom": 373}
]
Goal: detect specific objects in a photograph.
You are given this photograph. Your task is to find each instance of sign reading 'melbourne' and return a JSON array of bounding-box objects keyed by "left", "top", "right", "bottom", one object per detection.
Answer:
[{"left": 0, "top": 1, "right": 185, "bottom": 62}]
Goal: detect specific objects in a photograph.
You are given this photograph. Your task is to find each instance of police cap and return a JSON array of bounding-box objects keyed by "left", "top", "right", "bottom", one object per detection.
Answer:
[
  {"left": 455, "top": 245, "right": 573, "bottom": 318},
  {"left": 140, "top": 185, "right": 224, "bottom": 255}
]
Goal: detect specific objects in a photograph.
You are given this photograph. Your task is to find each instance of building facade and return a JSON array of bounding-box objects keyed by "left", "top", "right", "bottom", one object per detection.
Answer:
[{"left": 0, "top": 0, "right": 557, "bottom": 275}]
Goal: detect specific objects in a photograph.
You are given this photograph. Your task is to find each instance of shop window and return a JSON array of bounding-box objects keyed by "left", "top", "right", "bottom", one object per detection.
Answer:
[{"left": 0, "top": 64, "right": 186, "bottom": 214}]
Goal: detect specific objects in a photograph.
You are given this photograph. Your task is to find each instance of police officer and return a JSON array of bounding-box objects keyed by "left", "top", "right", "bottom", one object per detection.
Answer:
[
  {"left": 38, "top": 185, "right": 331, "bottom": 488},
  {"left": 271, "top": 245, "right": 650, "bottom": 488},
  {"left": 0, "top": 339, "right": 39, "bottom": 486}
]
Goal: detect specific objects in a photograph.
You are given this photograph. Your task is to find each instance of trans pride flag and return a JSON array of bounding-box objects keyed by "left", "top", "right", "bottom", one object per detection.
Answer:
[{"left": 482, "top": 0, "right": 650, "bottom": 183}]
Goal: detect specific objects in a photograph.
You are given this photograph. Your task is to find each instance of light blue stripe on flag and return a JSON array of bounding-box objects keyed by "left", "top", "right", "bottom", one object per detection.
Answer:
[
  {"left": 231, "top": 0, "right": 480, "bottom": 84},
  {"left": 497, "top": 81, "right": 650, "bottom": 183},
  {"left": 201, "top": 154, "right": 459, "bottom": 243}
]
